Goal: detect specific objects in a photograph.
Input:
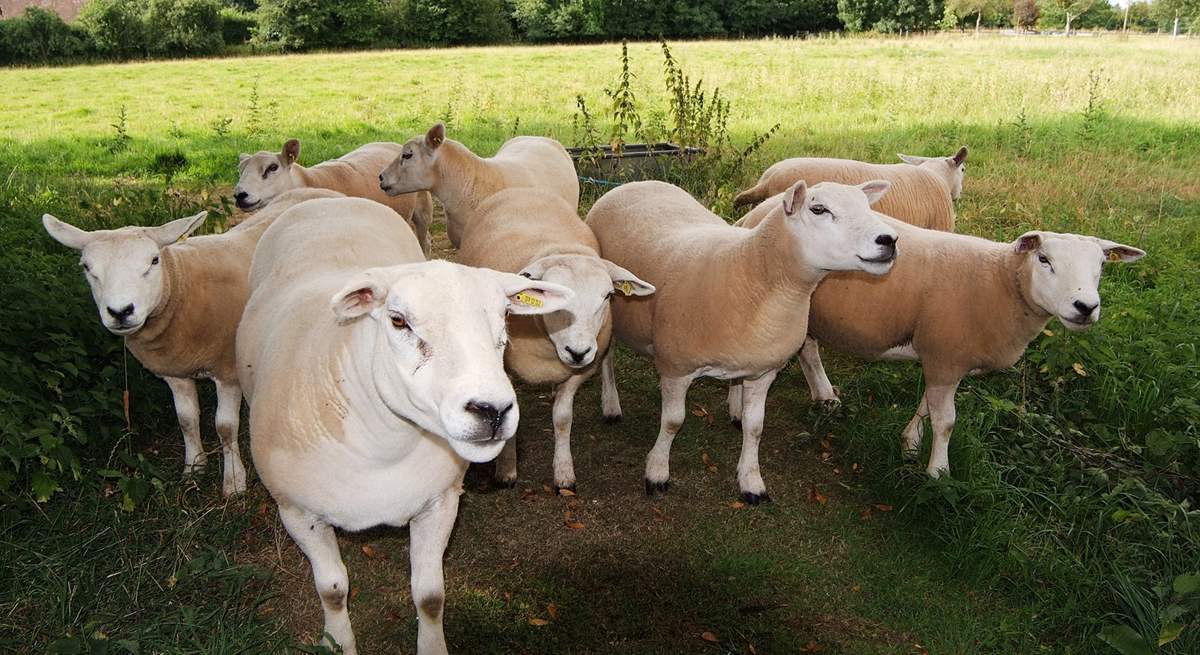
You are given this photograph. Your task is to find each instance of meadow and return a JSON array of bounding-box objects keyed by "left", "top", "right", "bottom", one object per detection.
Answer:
[{"left": 1, "top": 35, "right": 1198, "bottom": 654}]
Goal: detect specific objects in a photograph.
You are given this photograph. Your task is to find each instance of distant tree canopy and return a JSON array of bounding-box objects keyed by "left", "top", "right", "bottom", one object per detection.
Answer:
[{"left": 1, "top": 0, "right": 1197, "bottom": 66}]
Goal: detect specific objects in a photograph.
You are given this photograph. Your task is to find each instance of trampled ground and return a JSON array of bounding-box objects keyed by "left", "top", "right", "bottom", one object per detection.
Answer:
[{"left": 1, "top": 36, "right": 1198, "bottom": 654}]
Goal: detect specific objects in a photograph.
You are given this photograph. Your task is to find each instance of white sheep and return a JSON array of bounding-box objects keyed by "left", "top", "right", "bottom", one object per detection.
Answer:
[
  {"left": 586, "top": 179, "right": 899, "bottom": 503},
  {"left": 235, "top": 138, "right": 435, "bottom": 255},
  {"left": 41, "top": 188, "right": 339, "bottom": 496},
  {"left": 236, "top": 196, "right": 573, "bottom": 655},
  {"left": 457, "top": 188, "right": 654, "bottom": 491},
  {"left": 728, "top": 211, "right": 1145, "bottom": 477},
  {"left": 378, "top": 123, "right": 580, "bottom": 247},
  {"left": 734, "top": 147, "right": 968, "bottom": 231}
]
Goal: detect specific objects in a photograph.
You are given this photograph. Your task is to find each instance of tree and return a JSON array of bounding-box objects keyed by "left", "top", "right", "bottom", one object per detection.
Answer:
[
  {"left": 1013, "top": 0, "right": 1039, "bottom": 29},
  {"left": 947, "top": 0, "right": 1006, "bottom": 32}
]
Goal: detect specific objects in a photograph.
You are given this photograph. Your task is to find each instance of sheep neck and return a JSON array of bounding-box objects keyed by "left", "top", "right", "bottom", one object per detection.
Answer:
[{"left": 431, "top": 141, "right": 504, "bottom": 222}]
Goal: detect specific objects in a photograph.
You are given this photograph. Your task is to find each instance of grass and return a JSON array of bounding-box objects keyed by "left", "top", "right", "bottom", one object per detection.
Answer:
[{"left": 1, "top": 34, "right": 1199, "bottom": 653}]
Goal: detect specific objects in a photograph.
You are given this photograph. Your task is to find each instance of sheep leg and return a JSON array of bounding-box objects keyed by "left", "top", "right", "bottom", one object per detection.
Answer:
[
  {"left": 924, "top": 381, "right": 960, "bottom": 478},
  {"left": 278, "top": 504, "right": 357, "bottom": 655},
  {"left": 727, "top": 380, "right": 743, "bottom": 429},
  {"left": 551, "top": 373, "right": 588, "bottom": 492},
  {"left": 165, "top": 377, "right": 206, "bottom": 475},
  {"left": 409, "top": 490, "right": 460, "bottom": 655},
  {"left": 599, "top": 347, "right": 623, "bottom": 423},
  {"left": 493, "top": 437, "right": 518, "bottom": 488},
  {"left": 736, "top": 368, "right": 780, "bottom": 504},
  {"left": 213, "top": 379, "right": 248, "bottom": 497},
  {"left": 901, "top": 392, "right": 930, "bottom": 460},
  {"left": 798, "top": 338, "right": 840, "bottom": 410},
  {"left": 644, "top": 374, "right": 693, "bottom": 495}
]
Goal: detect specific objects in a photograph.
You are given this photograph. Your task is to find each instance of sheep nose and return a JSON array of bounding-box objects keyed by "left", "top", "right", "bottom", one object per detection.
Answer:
[
  {"left": 465, "top": 400, "right": 513, "bottom": 436},
  {"left": 565, "top": 346, "right": 592, "bottom": 364},
  {"left": 875, "top": 234, "right": 897, "bottom": 247},
  {"left": 1073, "top": 300, "right": 1098, "bottom": 317},
  {"left": 107, "top": 304, "right": 135, "bottom": 321}
]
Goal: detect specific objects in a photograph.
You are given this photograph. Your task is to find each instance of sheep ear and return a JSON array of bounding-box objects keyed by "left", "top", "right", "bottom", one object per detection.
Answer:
[
  {"left": 858, "top": 179, "right": 891, "bottom": 206},
  {"left": 149, "top": 211, "right": 207, "bottom": 247},
  {"left": 282, "top": 139, "right": 301, "bottom": 165},
  {"left": 951, "top": 146, "right": 968, "bottom": 166},
  {"left": 494, "top": 271, "right": 574, "bottom": 315},
  {"left": 1013, "top": 231, "right": 1042, "bottom": 254},
  {"left": 1095, "top": 239, "right": 1145, "bottom": 263},
  {"left": 330, "top": 267, "right": 398, "bottom": 323},
  {"left": 425, "top": 123, "right": 445, "bottom": 150},
  {"left": 897, "top": 153, "right": 929, "bottom": 165},
  {"left": 603, "top": 260, "right": 655, "bottom": 297},
  {"left": 42, "top": 214, "right": 95, "bottom": 250},
  {"left": 781, "top": 180, "right": 807, "bottom": 216}
]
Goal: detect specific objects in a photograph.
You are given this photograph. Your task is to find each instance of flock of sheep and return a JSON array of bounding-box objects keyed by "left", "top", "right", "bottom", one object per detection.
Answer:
[{"left": 41, "top": 123, "right": 1144, "bottom": 654}]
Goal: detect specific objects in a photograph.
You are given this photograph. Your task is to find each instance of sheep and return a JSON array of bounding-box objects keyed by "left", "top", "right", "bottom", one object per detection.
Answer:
[
  {"left": 457, "top": 188, "right": 655, "bottom": 491},
  {"left": 733, "top": 146, "right": 968, "bottom": 231},
  {"left": 236, "top": 195, "right": 572, "bottom": 655},
  {"left": 727, "top": 211, "right": 1145, "bottom": 478},
  {"left": 234, "top": 138, "right": 436, "bottom": 255},
  {"left": 378, "top": 123, "right": 580, "bottom": 248},
  {"left": 586, "top": 179, "right": 899, "bottom": 503},
  {"left": 41, "top": 188, "right": 340, "bottom": 497}
]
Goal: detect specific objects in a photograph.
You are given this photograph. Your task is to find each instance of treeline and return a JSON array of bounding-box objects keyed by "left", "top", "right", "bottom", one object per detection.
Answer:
[{"left": 1, "top": 0, "right": 1197, "bottom": 66}]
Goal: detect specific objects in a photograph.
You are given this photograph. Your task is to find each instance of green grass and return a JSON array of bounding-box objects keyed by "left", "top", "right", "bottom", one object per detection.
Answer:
[{"left": 2, "top": 35, "right": 1199, "bottom": 654}]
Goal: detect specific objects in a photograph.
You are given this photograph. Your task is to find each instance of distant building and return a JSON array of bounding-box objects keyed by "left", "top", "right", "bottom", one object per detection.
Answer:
[{"left": 0, "top": 1, "right": 89, "bottom": 21}]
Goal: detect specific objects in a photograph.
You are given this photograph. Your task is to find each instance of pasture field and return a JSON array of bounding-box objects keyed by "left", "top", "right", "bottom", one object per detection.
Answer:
[{"left": 2, "top": 36, "right": 1199, "bottom": 653}]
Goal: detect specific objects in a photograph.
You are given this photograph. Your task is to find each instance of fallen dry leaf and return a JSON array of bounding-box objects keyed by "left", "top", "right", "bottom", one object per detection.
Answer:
[
  {"left": 529, "top": 617, "right": 550, "bottom": 626},
  {"left": 361, "top": 544, "right": 377, "bottom": 559},
  {"left": 547, "top": 602, "right": 559, "bottom": 620},
  {"left": 700, "top": 631, "right": 719, "bottom": 643},
  {"left": 808, "top": 487, "right": 828, "bottom": 505}
]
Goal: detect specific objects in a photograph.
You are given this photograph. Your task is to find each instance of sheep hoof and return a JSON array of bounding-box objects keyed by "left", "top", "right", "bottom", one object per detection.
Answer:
[
  {"left": 730, "top": 418, "right": 742, "bottom": 430},
  {"left": 644, "top": 479, "right": 670, "bottom": 496},
  {"left": 602, "top": 414, "right": 623, "bottom": 425},
  {"left": 741, "top": 491, "right": 771, "bottom": 505},
  {"left": 555, "top": 484, "right": 576, "bottom": 496}
]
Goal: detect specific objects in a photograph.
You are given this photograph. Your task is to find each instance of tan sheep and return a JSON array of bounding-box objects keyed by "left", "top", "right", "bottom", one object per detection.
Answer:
[
  {"left": 457, "top": 188, "right": 654, "bottom": 491},
  {"left": 586, "top": 179, "right": 899, "bottom": 503},
  {"left": 41, "top": 188, "right": 340, "bottom": 496},
  {"left": 235, "top": 138, "right": 435, "bottom": 255},
  {"left": 378, "top": 123, "right": 580, "bottom": 247},
  {"left": 728, "top": 211, "right": 1146, "bottom": 477},
  {"left": 733, "top": 147, "right": 968, "bottom": 231},
  {"left": 237, "top": 196, "right": 572, "bottom": 655}
]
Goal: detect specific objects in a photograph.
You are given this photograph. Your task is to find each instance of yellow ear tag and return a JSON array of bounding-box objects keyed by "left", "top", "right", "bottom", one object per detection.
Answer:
[
  {"left": 1107, "top": 251, "right": 1121, "bottom": 262},
  {"left": 619, "top": 281, "right": 634, "bottom": 296},
  {"left": 515, "top": 291, "right": 543, "bottom": 308}
]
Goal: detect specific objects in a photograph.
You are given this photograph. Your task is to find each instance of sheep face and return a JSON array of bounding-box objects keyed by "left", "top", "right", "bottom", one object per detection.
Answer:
[
  {"left": 234, "top": 139, "right": 302, "bottom": 211},
  {"left": 898, "top": 146, "right": 968, "bottom": 200},
  {"left": 519, "top": 255, "right": 655, "bottom": 369},
  {"left": 379, "top": 123, "right": 444, "bottom": 197},
  {"left": 331, "top": 260, "right": 574, "bottom": 463},
  {"left": 1015, "top": 232, "right": 1145, "bottom": 332},
  {"left": 42, "top": 212, "right": 208, "bottom": 336},
  {"left": 783, "top": 180, "right": 899, "bottom": 276}
]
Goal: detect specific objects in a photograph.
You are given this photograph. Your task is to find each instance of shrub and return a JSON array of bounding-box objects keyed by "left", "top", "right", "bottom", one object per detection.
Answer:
[
  {"left": 144, "top": 0, "right": 225, "bottom": 55},
  {"left": 0, "top": 7, "right": 93, "bottom": 64},
  {"left": 219, "top": 6, "right": 257, "bottom": 45},
  {"left": 79, "top": 0, "right": 149, "bottom": 58}
]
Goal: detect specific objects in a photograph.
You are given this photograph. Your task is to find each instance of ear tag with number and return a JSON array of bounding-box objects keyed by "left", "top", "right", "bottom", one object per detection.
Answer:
[{"left": 515, "top": 291, "right": 543, "bottom": 308}]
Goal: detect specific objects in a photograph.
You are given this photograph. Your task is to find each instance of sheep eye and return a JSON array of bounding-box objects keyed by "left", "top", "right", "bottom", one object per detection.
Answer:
[
  {"left": 810, "top": 204, "right": 829, "bottom": 215},
  {"left": 151, "top": 256, "right": 160, "bottom": 266},
  {"left": 390, "top": 314, "right": 408, "bottom": 330},
  {"left": 402, "top": 152, "right": 413, "bottom": 160}
]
